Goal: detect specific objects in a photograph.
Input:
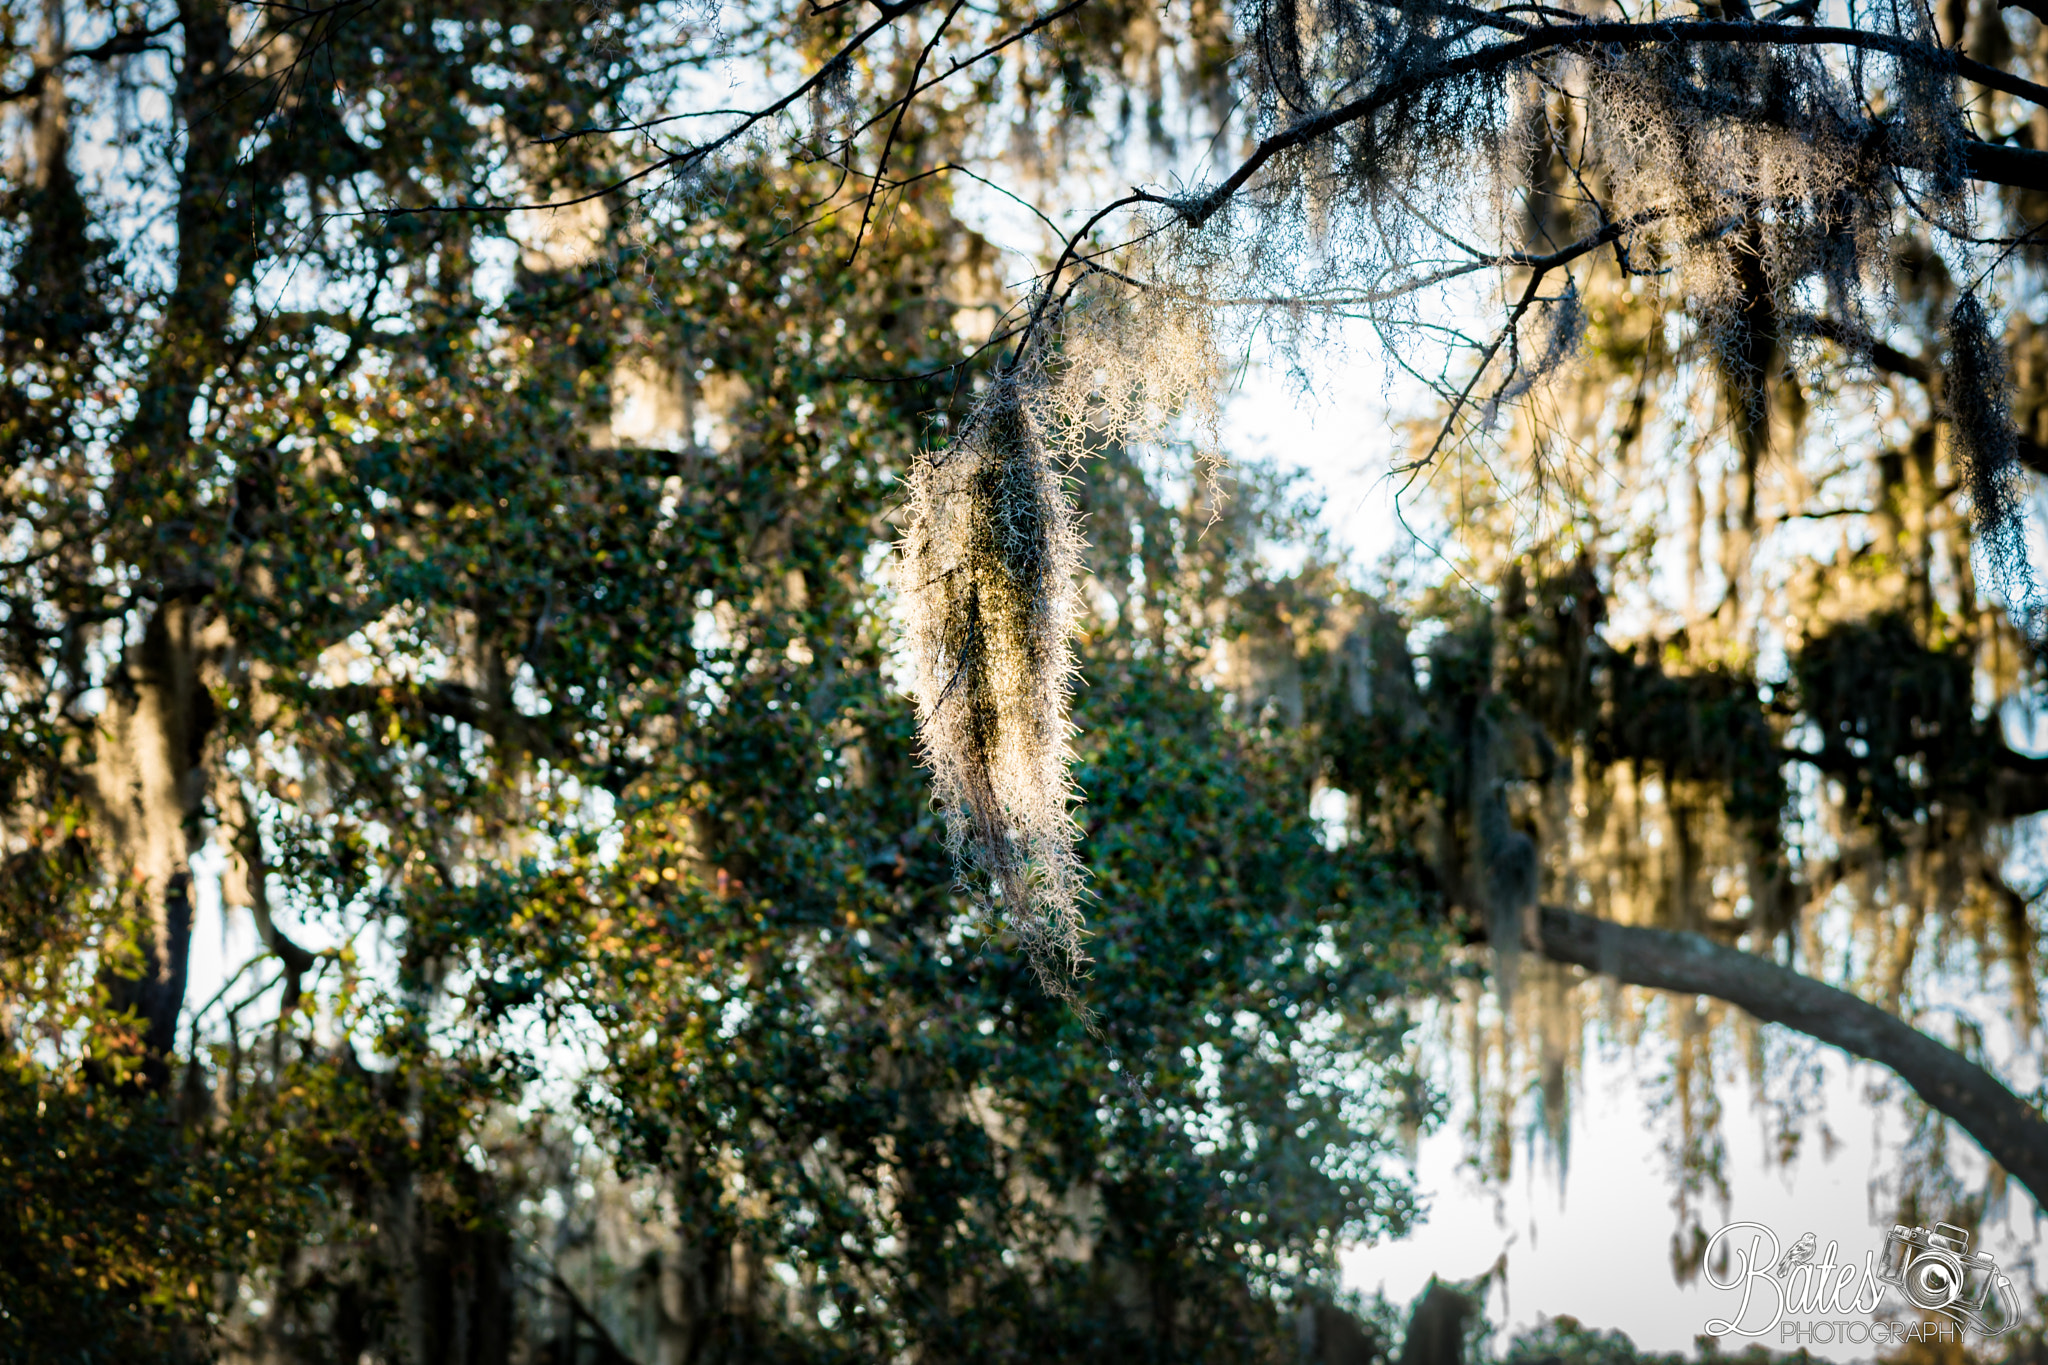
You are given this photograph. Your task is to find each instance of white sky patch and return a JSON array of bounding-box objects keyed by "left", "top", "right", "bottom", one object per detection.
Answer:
[{"left": 1344, "top": 1041, "right": 2045, "bottom": 1359}]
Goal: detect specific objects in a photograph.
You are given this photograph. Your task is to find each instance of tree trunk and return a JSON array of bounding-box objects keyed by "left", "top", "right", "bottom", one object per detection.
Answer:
[
  {"left": 92, "top": 598, "right": 215, "bottom": 1089},
  {"left": 1532, "top": 905, "right": 2048, "bottom": 1206},
  {"left": 88, "top": 0, "right": 244, "bottom": 1088}
]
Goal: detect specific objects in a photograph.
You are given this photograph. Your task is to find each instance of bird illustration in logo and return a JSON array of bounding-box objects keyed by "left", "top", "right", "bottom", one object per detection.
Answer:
[{"left": 1775, "top": 1232, "right": 1818, "bottom": 1279}]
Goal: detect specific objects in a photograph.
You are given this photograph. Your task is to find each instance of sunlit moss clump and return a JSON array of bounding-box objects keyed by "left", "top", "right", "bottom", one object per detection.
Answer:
[{"left": 900, "top": 379, "right": 1088, "bottom": 991}]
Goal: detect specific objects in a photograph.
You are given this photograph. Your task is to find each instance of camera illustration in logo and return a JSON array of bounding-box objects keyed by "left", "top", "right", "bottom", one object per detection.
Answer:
[{"left": 1875, "top": 1222, "right": 2021, "bottom": 1336}]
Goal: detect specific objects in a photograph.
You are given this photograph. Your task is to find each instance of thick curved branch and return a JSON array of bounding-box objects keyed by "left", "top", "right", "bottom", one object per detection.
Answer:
[
  {"left": 1787, "top": 739, "right": 2048, "bottom": 816},
  {"left": 1962, "top": 138, "right": 2048, "bottom": 194},
  {"left": 232, "top": 805, "right": 317, "bottom": 1014},
  {"left": 1990, "top": 749, "right": 2048, "bottom": 815},
  {"left": 1534, "top": 904, "right": 2048, "bottom": 1207},
  {"left": 1797, "top": 314, "right": 1936, "bottom": 384}
]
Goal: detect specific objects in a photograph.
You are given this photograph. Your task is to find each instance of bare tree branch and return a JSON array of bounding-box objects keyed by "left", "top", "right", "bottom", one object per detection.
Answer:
[
  {"left": 0, "top": 18, "right": 180, "bottom": 104},
  {"left": 1175, "top": 20, "right": 2048, "bottom": 235},
  {"left": 843, "top": 0, "right": 1100, "bottom": 142},
  {"left": 1796, "top": 312, "right": 2048, "bottom": 474},
  {"left": 848, "top": 0, "right": 966, "bottom": 262},
  {"left": 548, "top": 1267, "right": 642, "bottom": 1365}
]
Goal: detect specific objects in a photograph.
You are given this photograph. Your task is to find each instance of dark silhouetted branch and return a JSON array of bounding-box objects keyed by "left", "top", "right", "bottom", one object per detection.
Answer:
[{"left": 1534, "top": 904, "right": 2048, "bottom": 1206}]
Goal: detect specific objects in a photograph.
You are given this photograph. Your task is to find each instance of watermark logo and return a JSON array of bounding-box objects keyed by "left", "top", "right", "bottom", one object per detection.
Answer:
[{"left": 1701, "top": 1220, "right": 2023, "bottom": 1344}]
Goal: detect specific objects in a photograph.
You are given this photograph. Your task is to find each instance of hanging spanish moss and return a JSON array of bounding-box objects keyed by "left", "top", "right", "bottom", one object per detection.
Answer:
[
  {"left": 900, "top": 376, "right": 1088, "bottom": 994},
  {"left": 1947, "top": 290, "right": 2034, "bottom": 609}
]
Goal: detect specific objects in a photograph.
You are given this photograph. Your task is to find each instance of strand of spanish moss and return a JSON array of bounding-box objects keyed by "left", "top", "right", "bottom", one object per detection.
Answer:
[
  {"left": 901, "top": 369, "right": 1089, "bottom": 995},
  {"left": 1948, "top": 290, "right": 2038, "bottom": 616}
]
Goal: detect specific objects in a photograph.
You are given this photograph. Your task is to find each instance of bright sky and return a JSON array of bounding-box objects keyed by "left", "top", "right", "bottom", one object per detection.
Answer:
[{"left": 1340, "top": 1042, "right": 2045, "bottom": 1361}]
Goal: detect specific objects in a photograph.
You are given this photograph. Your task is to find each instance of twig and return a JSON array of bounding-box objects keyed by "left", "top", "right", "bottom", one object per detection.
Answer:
[{"left": 849, "top": 0, "right": 968, "bottom": 263}]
